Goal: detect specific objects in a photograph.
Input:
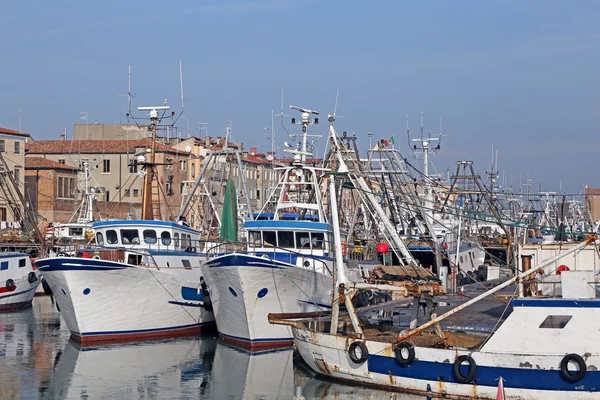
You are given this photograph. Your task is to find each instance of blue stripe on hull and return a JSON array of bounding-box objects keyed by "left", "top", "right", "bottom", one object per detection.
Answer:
[
  {"left": 0, "top": 286, "right": 37, "bottom": 300},
  {"left": 368, "top": 354, "right": 600, "bottom": 391},
  {"left": 511, "top": 298, "right": 600, "bottom": 308},
  {"left": 205, "top": 253, "right": 331, "bottom": 269},
  {"left": 35, "top": 258, "right": 128, "bottom": 272},
  {"left": 219, "top": 332, "right": 292, "bottom": 343}
]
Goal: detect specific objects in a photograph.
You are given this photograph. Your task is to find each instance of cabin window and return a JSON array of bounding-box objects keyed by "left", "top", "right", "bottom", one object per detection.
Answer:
[
  {"left": 174, "top": 233, "right": 180, "bottom": 248},
  {"left": 18, "top": 258, "right": 26, "bottom": 268},
  {"left": 249, "top": 231, "right": 261, "bottom": 245},
  {"left": 161, "top": 231, "right": 171, "bottom": 245},
  {"left": 106, "top": 230, "right": 118, "bottom": 244},
  {"left": 278, "top": 231, "right": 294, "bottom": 247},
  {"left": 182, "top": 259, "right": 192, "bottom": 269},
  {"left": 69, "top": 227, "right": 83, "bottom": 236},
  {"left": 311, "top": 232, "right": 324, "bottom": 249},
  {"left": 539, "top": 315, "right": 572, "bottom": 329},
  {"left": 127, "top": 254, "right": 142, "bottom": 265},
  {"left": 263, "top": 231, "right": 277, "bottom": 247},
  {"left": 296, "top": 232, "right": 310, "bottom": 249},
  {"left": 143, "top": 230, "right": 157, "bottom": 244},
  {"left": 0, "top": 261, "right": 7, "bottom": 270},
  {"left": 180, "top": 234, "right": 191, "bottom": 250},
  {"left": 96, "top": 232, "right": 104, "bottom": 245},
  {"left": 120, "top": 229, "right": 140, "bottom": 245}
]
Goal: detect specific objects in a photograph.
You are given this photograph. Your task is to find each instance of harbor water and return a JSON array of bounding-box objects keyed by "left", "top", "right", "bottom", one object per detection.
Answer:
[{"left": 1, "top": 296, "right": 424, "bottom": 399}]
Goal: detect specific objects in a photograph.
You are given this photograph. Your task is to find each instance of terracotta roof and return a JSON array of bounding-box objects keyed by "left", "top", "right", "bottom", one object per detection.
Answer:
[
  {"left": 585, "top": 188, "right": 600, "bottom": 196},
  {"left": 25, "top": 138, "right": 189, "bottom": 155},
  {"left": 0, "top": 127, "right": 31, "bottom": 138},
  {"left": 25, "top": 157, "right": 79, "bottom": 171}
]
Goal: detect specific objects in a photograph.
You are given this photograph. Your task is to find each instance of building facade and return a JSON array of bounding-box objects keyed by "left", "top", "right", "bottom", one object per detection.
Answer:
[{"left": 0, "top": 127, "right": 30, "bottom": 225}]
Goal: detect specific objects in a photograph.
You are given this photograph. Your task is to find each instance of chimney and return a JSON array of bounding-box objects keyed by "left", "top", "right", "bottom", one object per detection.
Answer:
[
  {"left": 60, "top": 134, "right": 66, "bottom": 141},
  {"left": 250, "top": 147, "right": 256, "bottom": 156},
  {"left": 205, "top": 136, "right": 211, "bottom": 147}
]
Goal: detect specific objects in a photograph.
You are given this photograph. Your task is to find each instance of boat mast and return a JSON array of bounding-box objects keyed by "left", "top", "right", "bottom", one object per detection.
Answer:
[{"left": 138, "top": 105, "right": 169, "bottom": 221}]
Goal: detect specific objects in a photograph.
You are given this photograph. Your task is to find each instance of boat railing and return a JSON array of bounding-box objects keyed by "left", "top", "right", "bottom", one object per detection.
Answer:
[{"left": 206, "top": 240, "right": 333, "bottom": 275}]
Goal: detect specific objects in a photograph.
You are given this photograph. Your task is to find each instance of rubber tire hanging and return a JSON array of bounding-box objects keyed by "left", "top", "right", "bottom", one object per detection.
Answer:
[
  {"left": 559, "top": 354, "right": 586, "bottom": 383},
  {"left": 453, "top": 355, "right": 477, "bottom": 383},
  {"left": 348, "top": 341, "right": 369, "bottom": 364}
]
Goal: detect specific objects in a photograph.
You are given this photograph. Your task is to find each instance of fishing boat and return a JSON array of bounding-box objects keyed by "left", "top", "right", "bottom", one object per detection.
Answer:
[
  {"left": 0, "top": 253, "right": 39, "bottom": 310},
  {"left": 271, "top": 186, "right": 600, "bottom": 400},
  {"left": 35, "top": 103, "right": 215, "bottom": 344},
  {"left": 201, "top": 106, "right": 337, "bottom": 350}
]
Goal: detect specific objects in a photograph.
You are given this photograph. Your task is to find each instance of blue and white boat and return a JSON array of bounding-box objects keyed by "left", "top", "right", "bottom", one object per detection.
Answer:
[
  {"left": 0, "top": 253, "right": 39, "bottom": 310},
  {"left": 272, "top": 228, "right": 600, "bottom": 399},
  {"left": 202, "top": 107, "right": 338, "bottom": 350},
  {"left": 35, "top": 219, "right": 215, "bottom": 344}
]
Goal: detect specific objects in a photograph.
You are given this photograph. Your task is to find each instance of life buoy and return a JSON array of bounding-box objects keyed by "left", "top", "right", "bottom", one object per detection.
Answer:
[
  {"left": 28, "top": 271, "right": 37, "bottom": 284},
  {"left": 394, "top": 341, "right": 416, "bottom": 366},
  {"left": 556, "top": 265, "right": 570, "bottom": 275},
  {"left": 559, "top": 354, "right": 586, "bottom": 383},
  {"left": 348, "top": 341, "right": 369, "bottom": 364},
  {"left": 6, "top": 279, "right": 15, "bottom": 291},
  {"left": 453, "top": 355, "right": 477, "bottom": 383}
]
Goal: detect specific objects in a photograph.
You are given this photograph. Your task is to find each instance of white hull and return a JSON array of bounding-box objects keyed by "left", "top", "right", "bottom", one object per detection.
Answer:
[
  {"left": 294, "top": 328, "right": 599, "bottom": 399},
  {"left": 203, "top": 253, "right": 332, "bottom": 349},
  {"left": 36, "top": 257, "right": 214, "bottom": 343},
  {"left": 0, "top": 253, "right": 39, "bottom": 310}
]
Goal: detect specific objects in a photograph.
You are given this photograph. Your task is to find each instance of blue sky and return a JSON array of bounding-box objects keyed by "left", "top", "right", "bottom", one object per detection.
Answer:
[{"left": 1, "top": 0, "right": 599, "bottom": 194}]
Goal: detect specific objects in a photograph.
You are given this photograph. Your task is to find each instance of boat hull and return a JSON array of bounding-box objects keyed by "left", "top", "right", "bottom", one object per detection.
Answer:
[
  {"left": 203, "top": 253, "right": 332, "bottom": 350},
  {"left": 35, "top": 257, "right": 215, "bottom": 344},
  {"left": 0, "top": 254, "right": 39, "bottom": 310},
  {"left": 293, "top": 328, "right": 600, "bottom": 399}
]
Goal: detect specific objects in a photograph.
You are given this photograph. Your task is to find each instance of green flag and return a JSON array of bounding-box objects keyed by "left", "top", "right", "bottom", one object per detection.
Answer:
[{"left": 220, "top": 179, "right": 238, "bottom": 241}]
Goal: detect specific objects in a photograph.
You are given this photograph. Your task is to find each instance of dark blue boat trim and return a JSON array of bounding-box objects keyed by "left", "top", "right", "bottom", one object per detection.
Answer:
[
  {"left": 368, "top": 354, "right": 600, "bottom": 391},
  {"left": 511, "top": 298, "right": 600, "bottom": 308},
  {"left": 0, "top": 286, "right": 37, "bottom": 300},
  {"left": 81, "top": 322, "right": 212, "bottom": 337},
  {"left": 245, "top": 220, "right": 330, "bottom": 231},
  {"left": 219, "top": 332, "right": 292, "bottom": 343},
  {"left": 205, "top": 254, "right": 289, "bottom": 269},
  {"left": 35, "top": 258, "right": 128, "bottom": 272}
]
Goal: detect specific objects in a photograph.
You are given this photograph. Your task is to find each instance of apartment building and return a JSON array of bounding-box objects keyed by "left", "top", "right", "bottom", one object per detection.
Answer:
[{"left": 0, "top": 127, "right": 30, "bottom": 224}]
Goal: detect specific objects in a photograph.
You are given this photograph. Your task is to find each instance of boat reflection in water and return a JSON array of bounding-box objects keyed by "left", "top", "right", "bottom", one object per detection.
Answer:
[
  {"left": 46, "top": 337, "right": 217, "bottom": 399},
  {"left": 211, "top": 343, "right": 295, "bottom": 399},
  {"left": 43, "top": 335, "right": 298, "bottom": 399}
]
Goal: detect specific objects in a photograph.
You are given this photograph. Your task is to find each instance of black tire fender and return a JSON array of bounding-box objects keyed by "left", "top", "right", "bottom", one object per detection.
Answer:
[
  {"left": 200, "top": 277, "right": 213, "bottom": 312},
  {"left": 348, "top": 341, "right": 369, "bottom": 364},
  {"left": 28, "top": 271, "right": 38, "bottom": 284},
  {"left": 394, "top": 341, "right": 416, "bottom": 366},
  {"left": 6, "top": 279, "right": 15, "bottom": 290},
  {"left": 453, "top": 355, "right": 477, "bottom": 383},
  {"left": 559, "top": 353, "right": 586, "bottom": 383}
]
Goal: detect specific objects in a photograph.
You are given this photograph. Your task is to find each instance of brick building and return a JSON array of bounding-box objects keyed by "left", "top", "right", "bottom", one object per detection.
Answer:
[
  {"left": 24, "top": 157, "right": 80, "bottom": 226},
  {"left": 25, "top": 138, "right": 191, "bottom": 221}
]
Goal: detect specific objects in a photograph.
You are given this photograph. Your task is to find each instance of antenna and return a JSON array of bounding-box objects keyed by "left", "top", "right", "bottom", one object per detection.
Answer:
[
  {"left": 287, "top": 104, "right": 321, "bottom": 164},
  {"left": 118, "top": 65, "right": 135, "bottom": 122}
]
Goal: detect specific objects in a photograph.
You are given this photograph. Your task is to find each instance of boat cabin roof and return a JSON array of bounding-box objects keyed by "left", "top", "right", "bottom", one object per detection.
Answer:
[
  {"left": 93, "top": 220, "right": 200, "bottom": 236},
  {"left": 245, "top": 220, "right": 330, "bottom": 232}
]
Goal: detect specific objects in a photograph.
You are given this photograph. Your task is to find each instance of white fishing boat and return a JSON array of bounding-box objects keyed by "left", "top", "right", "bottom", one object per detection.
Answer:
[
  {"left": 271, "top": 177, "right": 600, "bottom": 400},
  {"left": 34, "top": 103, "right": 215, "bottom": 344},
  {"left": 0, "top": 253, "right": 39, "bottom": 310},
  {"left": 35, "top": 220, "right": 215, "bottom": 343},
  {"left": 202, "top": 106, "right": 337, "bottom": 350}
]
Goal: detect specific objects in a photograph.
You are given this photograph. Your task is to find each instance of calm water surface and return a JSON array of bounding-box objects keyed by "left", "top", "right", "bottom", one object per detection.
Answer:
[{"left": 0, "top": 296, "right": 425, "bottom": 399}]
